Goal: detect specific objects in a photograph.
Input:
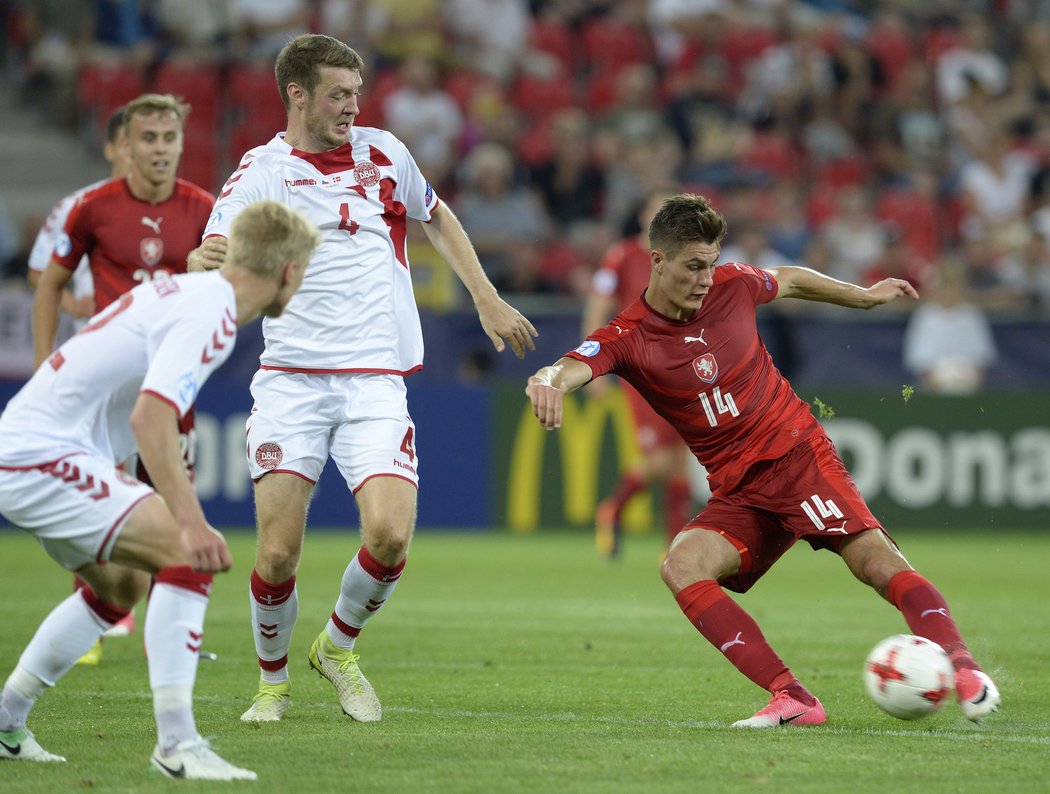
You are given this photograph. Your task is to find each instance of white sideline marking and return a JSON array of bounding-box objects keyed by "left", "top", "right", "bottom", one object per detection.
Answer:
[
  {"left": 384, "top": 707, "right": 1047, "bottom": 746},
  {"left": 171, "top": 694, "right": 1049, "bottom": 746}
]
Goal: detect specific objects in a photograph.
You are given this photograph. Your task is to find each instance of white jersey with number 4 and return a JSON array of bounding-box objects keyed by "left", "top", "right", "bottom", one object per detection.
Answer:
[
  {"left": 0, "top": 272, "right": 237, "bottom": 467},
  {"left": 206, "top": 128, "right": 439, "bottom": 374}
]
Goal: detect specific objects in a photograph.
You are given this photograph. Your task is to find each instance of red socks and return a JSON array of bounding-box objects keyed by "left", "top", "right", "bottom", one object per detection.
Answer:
[
  {"left": 675, "top": 580, "right": 815, "bottom": 705},
  {"left": 886, "top": 570, "right": 977, "bottom": 671}
]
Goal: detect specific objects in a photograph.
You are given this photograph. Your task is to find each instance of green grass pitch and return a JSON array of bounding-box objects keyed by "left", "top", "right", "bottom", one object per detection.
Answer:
[{"left": 1, "top": 526, "right": 1047, "bottom": 793}]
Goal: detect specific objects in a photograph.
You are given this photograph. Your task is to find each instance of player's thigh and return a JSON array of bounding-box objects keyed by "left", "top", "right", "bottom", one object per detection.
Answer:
[
  {"left": 0, "top": 456, "right": 154, "bottom": 572},
  {"left": 110, "top": 492, "right": 193, "bottom": 573},
  {"left": 245, "top": 370, "right": 340, "bottom": 482},
  {"left": 681, "top": 498, "right": 795, "bottom": 593},
  {"left": 253, "top": 471, "right": 314, "bottom": 566}
]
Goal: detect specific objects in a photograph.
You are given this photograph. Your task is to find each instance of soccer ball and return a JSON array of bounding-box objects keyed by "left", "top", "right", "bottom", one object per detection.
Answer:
[{"left": 863, "top": 634, "right": 954, "bottom": 720}]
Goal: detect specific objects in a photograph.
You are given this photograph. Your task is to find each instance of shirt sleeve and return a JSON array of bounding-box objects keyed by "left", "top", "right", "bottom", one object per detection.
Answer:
[
  {"left": 140, "top": 283, "right": 237, "bottom": 417},
  {"left": 205, "top": 153, "right": 272, "bottom": 240},
  {"left": 719, "top": 261, "right": 779, "bottom": 305},
  {"left": 51, "top": 197, "right": 93, "bottom": 272},
  {"left": 564, "top": 323, "right": 628, "bottom": 381},
  {"left": 29, "top": 194, "right": 77, "bottom": 272},
  {"left": 391, "top": 135, "right": 439, "bottom": 222}
]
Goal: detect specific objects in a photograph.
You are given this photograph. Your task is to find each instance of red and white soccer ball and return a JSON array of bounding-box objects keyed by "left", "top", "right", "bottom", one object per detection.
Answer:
[{"left": 863, "top": 634, "right": 954, "bottom": 720}]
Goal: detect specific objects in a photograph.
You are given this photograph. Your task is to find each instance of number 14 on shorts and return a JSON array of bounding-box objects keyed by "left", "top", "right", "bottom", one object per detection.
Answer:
[{"left": 801, "top": 494, "right": 844, "bottom": 532}]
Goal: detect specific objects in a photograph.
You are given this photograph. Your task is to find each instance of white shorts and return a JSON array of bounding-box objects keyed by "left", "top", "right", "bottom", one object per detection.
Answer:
[
  {"left": 0, "top": 453, "right": 153, "bottom": 571},
  {"left": 246, "top": 370, "right": 419, "bottom": 492}
]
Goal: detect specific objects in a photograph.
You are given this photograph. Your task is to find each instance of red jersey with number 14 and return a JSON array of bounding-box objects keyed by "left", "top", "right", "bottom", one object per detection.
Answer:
[
  {"left": 566, "top": 262, "right": 824, "bottom": 495},
  {"left": 53, "top": 177, "right": 214, "bottom": 310}
]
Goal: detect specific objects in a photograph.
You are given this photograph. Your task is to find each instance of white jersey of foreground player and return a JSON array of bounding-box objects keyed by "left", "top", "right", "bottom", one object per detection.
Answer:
[
  {"left": 205, "top": 127, "right": 438, "bottom": 375},
  {"left": 28, "top": 182, "right": 100, "bottom": 301},
  {"left": 0, "top": 272, "right": 237, "bottom": 466}
]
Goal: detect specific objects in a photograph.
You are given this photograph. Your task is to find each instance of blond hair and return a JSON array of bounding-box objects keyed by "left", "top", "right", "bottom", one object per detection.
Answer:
[
  {"left": 226, "top": 201, "right": 321, "bottom": 280},
  {"left": 123, "top": 93, "right": 191, "bottom": 130}
]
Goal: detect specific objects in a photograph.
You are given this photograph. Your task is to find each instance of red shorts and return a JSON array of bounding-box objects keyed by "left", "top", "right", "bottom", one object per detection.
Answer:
[
  {"left": 684, "top": 434, "right": 885, "bottom": 593},
  {"left": 624, "top": 383, "right": 680, "bottom": 452}
]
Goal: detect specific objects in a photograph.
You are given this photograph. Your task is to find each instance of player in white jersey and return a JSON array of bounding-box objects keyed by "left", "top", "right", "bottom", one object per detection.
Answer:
[
  {"left": 0, "top": 201, "right": 320, "bottom": 780},
  {"left": 26, "top": 106, "right": 136, "bottom": 661},
  {"left": 27, "top": 106, "right": 130, "bottom": 328},
  {"left": 190, "top": 33, "right": 538, "bottom": 724}
]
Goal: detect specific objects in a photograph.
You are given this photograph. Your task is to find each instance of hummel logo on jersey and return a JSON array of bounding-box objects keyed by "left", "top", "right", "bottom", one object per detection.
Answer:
[
  {"left": 141, "top": 216, "right": 163, "bottom": 234},
  {"left": 720, "top": 632, "right": 746, "bottom": 652},
  {"left": 684, "top": 330, "right": 706, "bottom": 344},
  {"left": 920, "top": 608, "right": 949, "bottom": 619}
]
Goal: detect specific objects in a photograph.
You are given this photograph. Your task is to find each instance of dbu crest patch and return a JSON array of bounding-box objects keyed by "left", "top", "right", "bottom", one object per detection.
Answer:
[
  {"left": 354, "top": 161, "right": 381, "bottom": 188},
  {"left": 692, "top": 353, "right": 717, "bottom": 383},
  {"left": 255, "top": 442, "right": 283, "bottom": 470}
]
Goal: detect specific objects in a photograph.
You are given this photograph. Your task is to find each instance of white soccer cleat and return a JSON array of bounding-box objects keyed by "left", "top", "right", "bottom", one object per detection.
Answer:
[
  {"left": 240, "top": 679, "right": 291, "bottom": 722},
  {"left": 308, "top": 631, "right": 381, "bottom": 722},
  {"left": 955, "top": 668, "right": 1001, "bottom": 722},
  {"left": 0, "top": 727, "right": 66, "bottom": 762},
  {"left": 150, "top": 736, "right": 257, "bottom": 781}
]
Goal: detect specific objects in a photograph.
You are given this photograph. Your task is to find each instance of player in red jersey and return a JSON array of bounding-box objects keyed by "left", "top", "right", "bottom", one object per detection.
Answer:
[
  {"left": 31, "top": 93, "right": 215, "bottom": 663},
  {"left": 526, "top": 194, "right": 1000, "bottom": 727},
  {"left": 582, "top": 190, "right": 692, "bottom": 557}
]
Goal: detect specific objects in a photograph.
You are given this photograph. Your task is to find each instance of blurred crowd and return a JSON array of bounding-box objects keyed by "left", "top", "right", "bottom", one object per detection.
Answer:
[{"left": 5, "top": 0, "right": 1050, "bottom": 327}]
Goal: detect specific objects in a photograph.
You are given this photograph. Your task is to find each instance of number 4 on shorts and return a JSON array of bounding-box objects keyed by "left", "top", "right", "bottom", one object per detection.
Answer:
[{"left": 400, "top": 427, "right": 415, "bottom": 462}]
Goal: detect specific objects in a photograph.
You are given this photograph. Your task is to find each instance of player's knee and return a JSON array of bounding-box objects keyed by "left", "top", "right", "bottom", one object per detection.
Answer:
[
  {"left": 91, "top": 568, "right": 151, "bottom": 610},
  {"left": 366, "top": 532, "right": 410, "bottom": 567},
  {"left": 255, "top": 536, "right": 302, "bottom": 582},
  {"left": 660, "top": 528, "right": 735, "bottom": 590}
]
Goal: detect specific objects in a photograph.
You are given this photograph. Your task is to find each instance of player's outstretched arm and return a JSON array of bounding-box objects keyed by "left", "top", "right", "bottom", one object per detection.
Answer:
[
  {"left": 423, "top": 203, "right": 538, "bottom": 358},
  {"left": 129, "top": 393, "right": 233, "bottom": 573},
  {"left": 31, "top": 260, "right": 75, "bottom": 369},
  {"left": 768, "top": 265, "right": 919, "bottom": 309},
  {"left": 525, "top": 357, "right": 594, "bottom": 430},
  {"left": 186, "top": 235, "right": 228, "bottom": 272}
]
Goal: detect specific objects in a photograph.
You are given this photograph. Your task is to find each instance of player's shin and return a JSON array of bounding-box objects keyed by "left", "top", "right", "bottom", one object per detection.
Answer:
[
  {"left": 675, "top": 580, "right": 816, "bottom": 705},
  {"left": 249, "top": 570, "right": 298, "bottom": 683},
  {"left": 326, "top": 546, "right": 405, "bottom": 649},
  {"left": 146, "top": 567, "right": 212, "bottom": 752},
  {"left": 13, "top": 589, "right": 127, "bottom": 691},
  {"left": 886, "top": 570, "right": 978, "bottom": 671}
]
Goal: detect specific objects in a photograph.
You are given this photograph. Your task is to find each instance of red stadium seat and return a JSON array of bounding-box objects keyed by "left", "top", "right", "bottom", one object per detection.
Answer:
[
  {"left": 444, "top": 69, "right": 500, "bottom": 113},
  {"left": 529, "top": 15, "right": 575, "bottom": 73},
  {"left": 153, "top": 64, "right": 220, "bottom": 137},
  {"left": 179, "top": 130, "right": 219, "bottom": 192},
  {"left": 740, "top": 131, "right": 801, "bottom": 180},
  {"left": 511, "top": 67, "right": 577, "bottom": 120},
  {"left": 876, "top": 188, "right": 941, "bottom": 259},
  {"left": 806, "top": 183, "right": 840, "bottom": 229},
  {"left": 580, "top": 16, "right": 654, "bottom": 75},
  {"left": 77, "top": 63, "right": 147, "bottom": 134},
  {"left": 814, "top": 155, "right": 870, "bottom": 188}
]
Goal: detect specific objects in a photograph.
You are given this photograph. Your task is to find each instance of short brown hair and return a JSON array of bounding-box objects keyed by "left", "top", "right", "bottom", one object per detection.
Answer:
[
  {"left": 227, "top": 200, "right": 321, "bottom": 280},
  {"left": 123, "top": 93, "right": 190, "bottom": 130},
  {"left": 274, "top": 34, "right": 365, "bottom": 110},
  {"left": 648, "top": 193, "right": 728, "bottom": 258}
]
